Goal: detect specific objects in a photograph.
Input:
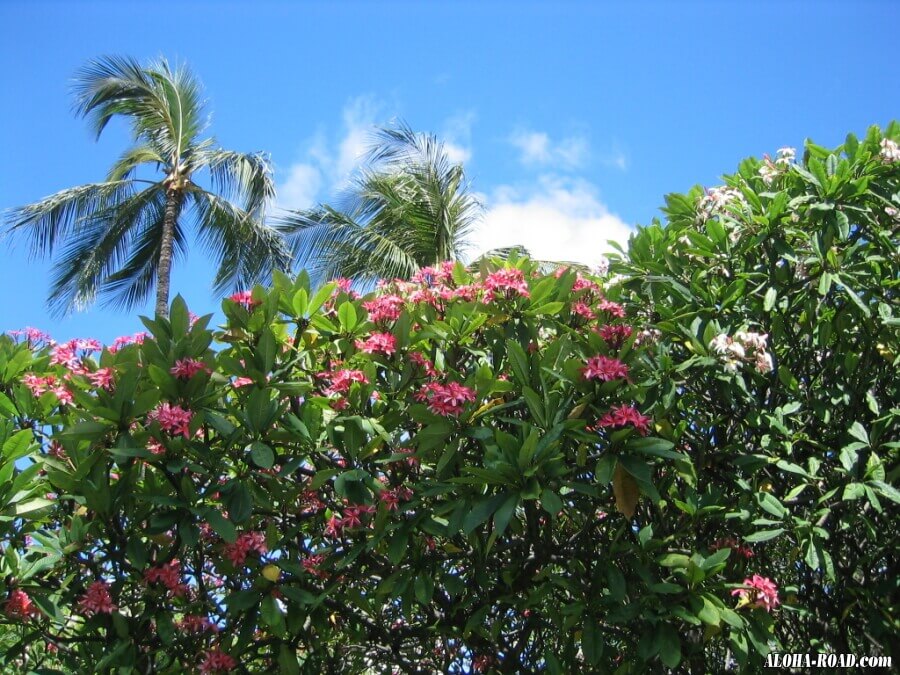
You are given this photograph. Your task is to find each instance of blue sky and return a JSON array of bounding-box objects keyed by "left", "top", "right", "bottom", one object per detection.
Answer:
[{"left": 2, "top": 0, "right": 898, "bottom": 345}]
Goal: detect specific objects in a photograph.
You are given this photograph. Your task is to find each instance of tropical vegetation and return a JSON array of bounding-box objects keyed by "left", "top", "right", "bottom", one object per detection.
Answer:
[{"left": 4, "top": 56, "right": 290, "bottom": 318}]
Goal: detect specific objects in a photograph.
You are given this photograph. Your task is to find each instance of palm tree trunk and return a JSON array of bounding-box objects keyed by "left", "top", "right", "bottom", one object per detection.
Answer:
[{"left": 155, "top": 188, "right": 182, "bottom": 318}]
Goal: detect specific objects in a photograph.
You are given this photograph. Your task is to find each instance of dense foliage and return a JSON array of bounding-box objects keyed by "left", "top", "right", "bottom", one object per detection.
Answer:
[
  {"left": 610, "top": 123, "right": 900, "bottom": 664},
  {"left": 1, "top": 123, "right": 897, "bottom": 673}
]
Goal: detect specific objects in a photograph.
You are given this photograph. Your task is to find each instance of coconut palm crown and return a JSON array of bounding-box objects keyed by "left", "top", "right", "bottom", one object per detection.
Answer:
[
  {"left": 281, "top": 122, "right": 482, "bottom": 285},
  {"left": 4, "top": 55, "right": 290, "bottom": 317}
]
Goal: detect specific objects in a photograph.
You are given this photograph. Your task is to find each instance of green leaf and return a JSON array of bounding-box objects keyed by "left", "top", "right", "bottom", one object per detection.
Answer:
[
  {"left": 0, "top": 392, "right": 17, "bottom": 417},
  {"left": 205, "top": 508, "right": 237, "bottom": 543},
  {"left": 291, "top": 288, "right": 309, "bottom": 317},
  {"left": 277, "top": 644, "right": 301, "bottom": 675},
  {"left": 463, "top": 495, "right": 506, "bottom": 534},
  {"left": 657, "top": 623, "right": 681, "bottom": 668},
  {"left": 249, "top": 441, "right": 274, "bottom": 469},
  {"left": 227, "top": 481, "right": 253, "bottom": 523},
  {"left": 414, "top": 574, "right": 434, "bottom": 605},
  {"left": 871, "top": 480, "right": 900, "bottom": 505},
  {"left": 848, "top": 421, "right": 869, "bottom": 445},
  {"left": 763, "top": 287, "right": 777, "bottom": 312},
  {"left": 493, "top": 494, "right": 519, "bottom": 536},
  {"left": 338, "top": 301, "right": 358, "bottom": 332},
  {"left": 744, "top": 528, "right": 784, "bottom": 543},
  {"left": 540, "top": 489, "right": 563, "bottom": 516},
  {"left": 2, "top": 430, "right": 35, "bottom": 461},
  {"left": 506, "top": 339, "right": 530, "bottom": 386},
  {"left": 627, "top": 437, "right": 681, "bottom": 460}
]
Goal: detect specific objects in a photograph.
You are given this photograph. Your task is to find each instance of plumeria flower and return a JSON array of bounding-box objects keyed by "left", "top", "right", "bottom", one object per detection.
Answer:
[
  {"left": 414, "top": 381, "right": 476, "bottom": 416},
  {"left": 582, "top": 355, "right": 629, "bottom": 381},
  {"left": 170, "top": 358, "right": 209, "bottom": 379},
  {"left": 595, "top": 404, "right": 652, "bottom": 435},
  {"left": 880, "top": 138, "right": 900, "bottom": 163},
  {"left": 355, "top": 332, "right": 397, "bottom": 356},
  {"left": 77, "top": 581, "right": 116, "bottom": 616},
  {"left": 4, "top": 589, "right": 39, "bottom": 620},
  {"left": 199, "top": 649, "right": 237, "bottom": 674},
  {"left": 148, "top": 402, "right": 193, "bottom": 438},
  {"left": 732, "top": 575, "right": 780, "bottom": 612},
  {"left": 228, "top": 290, "right": 257, "bottom": 309}
]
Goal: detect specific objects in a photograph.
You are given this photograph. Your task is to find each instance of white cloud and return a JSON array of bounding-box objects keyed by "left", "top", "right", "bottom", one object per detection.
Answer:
[
  {"left": 469, "top": 176, "right": 632, "bottom": 267},
  {"left": 509, "top": 129, "right": 589, "bottom": 169},
  {"left": 442, "top": 111, "right": 476, "bottom": 164},
  {"left": 274, "top": 96, "right": 381, "bottom": 213},
  {"left": 276, "top": 163, "right": 322, "bottom": 211}
]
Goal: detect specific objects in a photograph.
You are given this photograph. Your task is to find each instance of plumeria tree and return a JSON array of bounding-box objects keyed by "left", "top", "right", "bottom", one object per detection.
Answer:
[
  {"left": 2, "top": 255, "right": 777, "bottom": 673},
  {"left": 609, "top": 122, "right": 900, "bottom": 665}
]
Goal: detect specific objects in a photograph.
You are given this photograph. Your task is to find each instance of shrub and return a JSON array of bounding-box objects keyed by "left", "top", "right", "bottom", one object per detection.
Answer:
[
  {"left": 610, "top": 122, "right": 900, "bottom": 667},
  {"left": 2, "top": 259, "right": 694, "bottom": 673}
]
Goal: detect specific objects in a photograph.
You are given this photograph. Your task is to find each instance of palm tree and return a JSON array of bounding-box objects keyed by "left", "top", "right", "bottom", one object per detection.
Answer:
[
  {"left": 281, "top": 123, "right": 481, "bottom": 284},
  {"left": 4, "top": 55, "right": 291, "bottom": 318}
]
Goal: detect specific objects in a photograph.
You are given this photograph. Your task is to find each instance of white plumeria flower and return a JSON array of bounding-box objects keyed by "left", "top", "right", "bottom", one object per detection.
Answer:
[
  {"left": 755, "top": 351, "right": 774, "bottom": 373},
  {"left": 775, "top": 146, "right": 796, "bottom": 166},
  {"left": 727, "top": 342, "right": 746, "bottom": 360},
  {"left": 880, "top": 138, "right": 900, "bottom": 163},
  {"left": 709, "top": 334, "right": 731, "bottom": 354}
]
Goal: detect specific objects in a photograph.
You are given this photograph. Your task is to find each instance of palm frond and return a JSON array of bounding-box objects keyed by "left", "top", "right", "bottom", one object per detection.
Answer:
[
  {"left": 73, "top": 55, "right": 207, "bottom": 162},
  {"left": 45, "top": 184, "right": 167, "bottom": 316},
  {"left": 106, "top": 144, "right": 165, "bottom": 182},
  {"left": 284, "top": 120, "right": 480, "bottom": 283},
  {"left": 281, "top": 204, "right": 421, "bottom": 283},
  {"left": 191, "top": 189, "right": 292, "bottom": 293},
  {"left": 199, "top": 149, "right": 276, "bottom": 220},
  {"left": 4, "top": 181, "right": 135, "bottom": 258}
]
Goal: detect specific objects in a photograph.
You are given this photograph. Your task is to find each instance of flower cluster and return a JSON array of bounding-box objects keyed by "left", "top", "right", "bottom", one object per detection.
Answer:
[
  {"left": 302, "top": 553, "right": 329, "bottom": 579},
  {"left": 77, "top": 581, "right": 116, "bottom": 616},
  {"left": 171, "top": 358, "right": 209, "bottom": 379},
  {"left": 597, "top": 324, "right": 633, "bottom": 349},
  {"left": 582, "top": 355, "right": 629, "bottom": 382},
  {"left": 145, "top": 559, "right": 189, "bottom": 596},
  {"left": 320, "top": 368, "right": 369, "bottom": 395},
  {"left": 411, "top": 261, "right": 456, "bottom": 286},
  {"left": 594, "top": 404, "right": 652, "bottom": 436},
  {"left": 379, "top": 485, "right": 414, "bottom": 511},
  {"left": 362, "top": 294, "right": 405, "bottom": 323},
  {"left": 697, "top": 185, "right": 747, "bottom": 222},
  {"left": 177, "top": 614, "right": 217, "bottom": 633},
  {"left": 758, "top": 147, "right": 795, "bottom": 185},
  {"left": 483, "top": 268, "right": 530, "bottom": 302},
  {"left": 880, "top": 138, "right": 900, "bottom": 163},
  {"left": 711, "top": 536, "right": 754, "bottom": 560},
  {"left": 4, "top": 589, "right": 39, "bottom": 620},
  {"left": 199, "top": 649, "right": 237, "bottom": 674},
  {"left": 222, "top": 531, "right": 267, "bottom": 566},
  {"left": 414, "top": 381, "right": 476, "bottom": 416},
  {"left": 709, "top": 330, "right": 773, "bottom": 373},
  {"left": 22, "top": 373, "right": 72, "bottom": 403},
  {"left": 108, "top": 331, "right": 147, "bottom": 353},
  {"left": 355, "top": 332, "right": 397, "bottom": 356},
  {"left": 148, "top": 402, "right": 194, "bottom": 438},
  {"left": 409, "top": 352, "right": 438, "bottom": 377},
  {"left": 228, "top": 290, "right": 258, "bottom": 309},
  {"left": 731, "top": 574, "right": 780, "bottom": 612},
  {"left": 7, "top": 327, "right": 53, "bottom": 345}
]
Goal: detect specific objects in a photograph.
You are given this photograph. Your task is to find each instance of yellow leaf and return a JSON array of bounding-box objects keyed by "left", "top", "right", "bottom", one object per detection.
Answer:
[
  {"left": 468, "top": 397, "right": 505, "bottom": 421},
  {"left": 613, "top": 462, "right": 640, "bottom": 518}
]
